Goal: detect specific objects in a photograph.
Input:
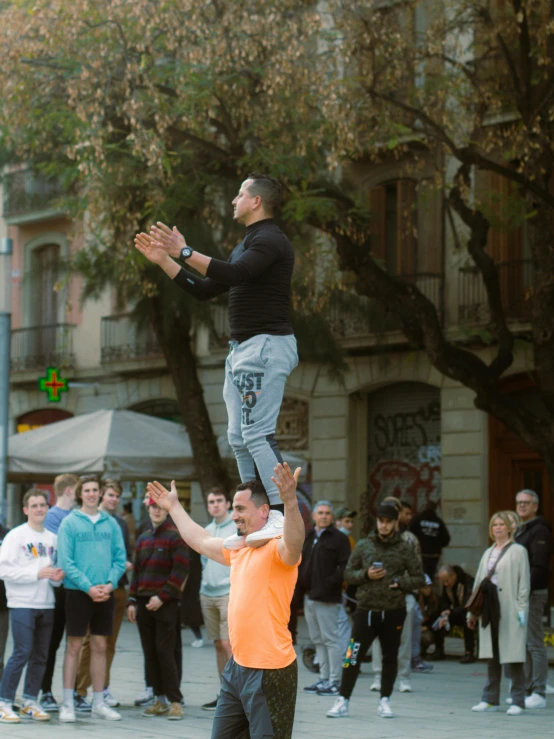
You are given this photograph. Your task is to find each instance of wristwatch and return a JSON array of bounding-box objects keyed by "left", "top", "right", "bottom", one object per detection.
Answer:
[{"left": 179, "top": 245, "right": 193, "bottom": 263}]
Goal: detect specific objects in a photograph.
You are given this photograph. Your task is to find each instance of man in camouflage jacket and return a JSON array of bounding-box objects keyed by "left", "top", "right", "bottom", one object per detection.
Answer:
[{"left": 326, "top": 503, "right": 424, "bottom": 720}]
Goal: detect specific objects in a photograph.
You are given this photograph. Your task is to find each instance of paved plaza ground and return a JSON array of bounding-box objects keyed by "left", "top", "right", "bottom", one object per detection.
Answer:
[{"left": 2, "top": 618, "right": 553, "bottom": 739}]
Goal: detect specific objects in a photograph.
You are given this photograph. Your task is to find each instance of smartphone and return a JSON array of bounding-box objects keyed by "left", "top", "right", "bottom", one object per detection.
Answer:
[{"left": 372, "top": 562, "right": 383, "bottom": 569}]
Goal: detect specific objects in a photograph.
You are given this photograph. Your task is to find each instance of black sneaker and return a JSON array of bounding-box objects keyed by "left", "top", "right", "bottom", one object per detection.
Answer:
[
  {"left": 304, "top": 680, "right": 327, "bottom": 694},
  {"left": 202, "top": 697, "right": 219, "bottom": 711},
  {"left": 318, "top": 683, "right": 340, "bottom": 697},
  {"left": 39, "top": 692, "right": 59, "bottom": 713},
  {"left": 74, "top": 694, "right": 92, "bottom": 713},
  {"left": 460, "top": 653, "right": 476, "bottom": 664}
]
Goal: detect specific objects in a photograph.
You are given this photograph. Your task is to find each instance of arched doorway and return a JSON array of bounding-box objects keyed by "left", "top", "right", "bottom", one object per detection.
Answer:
[
  {"left": 489, "top": 374, "right": 551, "bottom": 519},
  {"left": 488, "top": 374, "right": 552, "bottom": 598}
]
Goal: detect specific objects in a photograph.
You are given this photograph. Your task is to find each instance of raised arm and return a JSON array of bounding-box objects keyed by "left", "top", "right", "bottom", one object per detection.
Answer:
[
  {"left": 147, "top": 481, "right": 228, "bottom": 566},
  {"left": 135, "top": 231, "right": 229, "bottom": 301},
  {"left": 273, "top": 463, "right": 305, "bottom": 566}
]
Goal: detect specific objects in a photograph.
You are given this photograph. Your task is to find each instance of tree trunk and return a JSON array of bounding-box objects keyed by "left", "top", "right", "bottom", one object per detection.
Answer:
[{"left": 148, "top": 295, "right": 232, "bottom": 501}]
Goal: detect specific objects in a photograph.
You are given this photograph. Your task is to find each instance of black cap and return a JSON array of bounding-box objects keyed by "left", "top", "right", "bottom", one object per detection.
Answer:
[
  {"left": 335, "top": 506, "right": 357, "bottom": 519},
  {"left": 375, "top": 504, "right": 398, "bottom": 521}
]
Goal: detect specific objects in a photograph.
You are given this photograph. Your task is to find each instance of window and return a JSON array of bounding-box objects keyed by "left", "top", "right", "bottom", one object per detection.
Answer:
[{"left": 370, "top": 179, "right": 417, "bottom": 276}]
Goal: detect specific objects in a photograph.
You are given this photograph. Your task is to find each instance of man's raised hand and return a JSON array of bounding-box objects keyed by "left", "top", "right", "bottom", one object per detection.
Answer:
[
  {"left": 134, "top": 232, "right": 170, "bottom": 265},
  {"left": 147, "top": 480, "right": 179, "bottom": 511},
  {"left": 149, "top": 222, "right": 186, "bottom": 259},
  {"left": 272, "top": 463, "right": 301, "bottom": 506}
]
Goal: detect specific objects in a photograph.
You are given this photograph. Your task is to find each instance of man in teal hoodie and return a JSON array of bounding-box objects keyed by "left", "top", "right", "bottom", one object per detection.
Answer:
[{"left": 56, "top": 476, "right": 126, "bottom": 724}]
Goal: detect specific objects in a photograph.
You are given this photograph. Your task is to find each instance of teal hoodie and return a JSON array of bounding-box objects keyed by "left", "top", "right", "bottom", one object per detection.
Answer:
[{"left": 57, "top": 509, "right": 126, "bottom": 593}]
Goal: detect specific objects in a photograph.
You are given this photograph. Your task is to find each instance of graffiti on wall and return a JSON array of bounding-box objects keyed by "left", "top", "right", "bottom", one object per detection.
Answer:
[{"left": 367, "top": 388, "right": 441, "bottom": 515}]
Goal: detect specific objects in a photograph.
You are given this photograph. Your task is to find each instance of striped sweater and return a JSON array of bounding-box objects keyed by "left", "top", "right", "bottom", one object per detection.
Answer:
[{"left": 128, "top": 520, "right": 189, "bottom": 604}]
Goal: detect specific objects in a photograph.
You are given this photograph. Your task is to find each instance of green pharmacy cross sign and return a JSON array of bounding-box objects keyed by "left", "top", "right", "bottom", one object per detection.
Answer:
[{"left": 38, "top": 367, "right": 68, "bottom": 403}]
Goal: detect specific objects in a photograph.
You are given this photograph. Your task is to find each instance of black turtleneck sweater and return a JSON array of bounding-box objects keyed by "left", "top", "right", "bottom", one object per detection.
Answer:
[{"left": 173, "top": 219, "right": 294, "bottom": 343}]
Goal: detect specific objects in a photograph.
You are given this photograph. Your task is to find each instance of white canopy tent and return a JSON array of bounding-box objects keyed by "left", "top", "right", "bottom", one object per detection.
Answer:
[{"left": 7, "top": 409, "right": 307, "bottom": 483}]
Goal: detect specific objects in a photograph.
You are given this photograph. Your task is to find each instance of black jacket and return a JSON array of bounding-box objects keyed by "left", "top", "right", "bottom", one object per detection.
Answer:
[
  {"left": 410, "top": 509, "right": 451, "bottom": 556},
  {"left": 439, "top": 566, "right": 474, "bottom": 620},
  {"left": 299, "top": 525, "right": 351, "bottom": 603},
  {"left": 515, "top": 515, "right": 552, "bottom": 591}
]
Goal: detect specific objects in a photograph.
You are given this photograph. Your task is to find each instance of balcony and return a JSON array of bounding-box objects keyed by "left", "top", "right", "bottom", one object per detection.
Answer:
[
  {"left": 2, "top": 168, "right": 64, "bottom": 222},
  {"left": 458, "top": 259, "right": 534, "bottom": 325},
  {"left": 101, "top": 314, "right": 163, "bottom": 363},
  {"left": 11, "top": 324, "right": 76, "bottom": 373},
  {"left": 328, "top": 273, "right": 444, "bottom": 340}
]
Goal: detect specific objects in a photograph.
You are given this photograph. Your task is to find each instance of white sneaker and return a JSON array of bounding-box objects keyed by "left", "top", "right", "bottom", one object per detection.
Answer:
[
  {"left": 134, "top": 686, "right": 154, "bottom": 706},
  {"left": 20, "top": 700, "right": 50, "bottom": 721},
  {"left": 546, "top": 683, "right": 554, "bottom": 695},
  {"left": 223, "top": 533, "right": 247, "bottom": 551},
  {"left": 103, "top": 689, "right": 120, "bottom": 708},
  {"left": 59, "top": 703, "right": 76, "bottom": 723},
  {"left": 472, "top": 701, "right": 499, "bottom": 712},
  {"left": 378, "top": 697, "right": 395, "bottom": 718},
  {"left": 398, "top": 679, "right": 412, "bottom": 693},
  {"left": 370, "top": 677, "right": 381, "bottom": 692},
  {"left": 191, "top": 638, "right": 204, "bottom": 648},
  {"left": 326, "top": 696, "right": 349, "bottom": 718},
  {"left": 245, "top": 510, "right": 284, "bottom": 548},
  {"left": 0, "top": 700, "right": 21, "bottom": 724},
  {"left": 92, "top": 702, "right": 122, "bottom": 721},
  {"left": 507, "top": 705, "right": 523, "bottom": 715},
  {"left": 525, "top": 692, "right": 546, "bottom": 709}
]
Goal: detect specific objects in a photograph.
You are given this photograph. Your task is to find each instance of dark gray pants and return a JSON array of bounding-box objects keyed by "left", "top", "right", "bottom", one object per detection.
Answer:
[
  {"left": 526, "top": 590, "right": 548, "bottom": 697},
  {"left": 211, "top": 657, "right": 297, "bottom": 739},
  {"left": 482, "top": 619, "right": 525, "bottom": 708}
]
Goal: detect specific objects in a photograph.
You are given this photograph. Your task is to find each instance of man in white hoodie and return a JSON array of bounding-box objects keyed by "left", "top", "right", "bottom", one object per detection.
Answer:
[{"left": 0, "top": 489, "right": 63, "bottom": 724}]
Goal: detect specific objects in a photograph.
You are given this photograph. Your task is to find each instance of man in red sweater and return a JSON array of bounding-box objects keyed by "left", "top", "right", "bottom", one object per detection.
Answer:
[{"left": 127, "top": 499, "right": 189, "bottom": 721}]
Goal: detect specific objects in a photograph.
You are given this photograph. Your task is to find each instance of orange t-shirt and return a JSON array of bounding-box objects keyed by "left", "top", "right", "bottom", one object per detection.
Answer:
[{"left": 222, "top": 538, "right": 299, "bottom": 669}]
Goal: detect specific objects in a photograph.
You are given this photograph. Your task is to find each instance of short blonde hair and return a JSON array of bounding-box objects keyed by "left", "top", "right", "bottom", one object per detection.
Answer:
[
  {"left": 488, "top": 511, "right": 515, "bottom": 540},
  {"left": 501, "top": 510, "right": 520, "bottom": 535}
]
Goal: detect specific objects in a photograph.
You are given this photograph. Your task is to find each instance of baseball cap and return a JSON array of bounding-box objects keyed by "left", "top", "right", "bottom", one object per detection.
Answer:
[
  {"left": 375, "top": 503, "right": 398, "bottom": 520},
  {"left": 335, "top": 506, "right": 357, "bottom": 519}
]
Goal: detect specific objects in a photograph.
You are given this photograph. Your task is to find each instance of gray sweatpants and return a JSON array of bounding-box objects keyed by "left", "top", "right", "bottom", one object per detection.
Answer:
[
  {"left": 526, "top": 590, "right": 549, "bottom": 697},
  {"left": 211, "top": 656, "right": 297, "bottom": 739},
  {"left": 373, "top": 593, "right": 415, "bottom": 680},
  {"left": 304, "top": 597, "right": 342, "bottom": 684},
  {"left": 224, "top": 334, "right": 298, "bottom": 505}
]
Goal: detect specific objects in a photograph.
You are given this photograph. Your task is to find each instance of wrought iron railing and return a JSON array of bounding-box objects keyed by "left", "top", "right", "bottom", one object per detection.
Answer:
[
  {"left": 328, "top": 273, "right": 444, "bottom": 339},
  {"left": 101, "top": 314, "right": 163, "bottom": 363},
  {"left": 2, "top": 169, "right": 64, "bottom": 218},
  {"left": 458, "top": 259, "right": 534, "bottom": 324},
  {"left": 11, "top": 324, "right": 76, "bottom": 372}
]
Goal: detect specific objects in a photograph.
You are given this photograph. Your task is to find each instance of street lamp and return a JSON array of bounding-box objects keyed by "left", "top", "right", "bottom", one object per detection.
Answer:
[{"left": 0, "top": 236, "right": 13, "bottom": 523}]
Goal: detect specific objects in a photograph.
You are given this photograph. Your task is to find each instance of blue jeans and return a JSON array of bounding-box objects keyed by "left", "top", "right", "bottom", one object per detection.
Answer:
[
  {"left": 223, "top": 334, "right": 298, "bottom": 505},
  {"left": 0, "top": 608, "right": 54, "bottom": 702}
]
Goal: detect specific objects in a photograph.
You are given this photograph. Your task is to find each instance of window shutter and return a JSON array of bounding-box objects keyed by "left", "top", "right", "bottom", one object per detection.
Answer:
[
  {"left": 397, "top": 179, "right": 417, "bottom": 275},
  {"left": 369, "top": 186, "right": 386, "bottom": 263}
]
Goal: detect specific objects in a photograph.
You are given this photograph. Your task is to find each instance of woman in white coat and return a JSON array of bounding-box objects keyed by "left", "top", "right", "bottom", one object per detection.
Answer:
[{"left": 469, "top": 511, "right": 530, "bottom": 716}]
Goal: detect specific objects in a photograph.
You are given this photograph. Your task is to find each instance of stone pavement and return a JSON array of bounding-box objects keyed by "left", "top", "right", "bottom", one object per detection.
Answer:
[{"left": 2, "top": 619, "right": 554, "bottom": 739}]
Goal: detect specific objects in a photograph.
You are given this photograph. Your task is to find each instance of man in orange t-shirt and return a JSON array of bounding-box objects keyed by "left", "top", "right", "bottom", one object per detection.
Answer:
[{"left": 147, "top": 463, "right": 304, "bottom": 739}]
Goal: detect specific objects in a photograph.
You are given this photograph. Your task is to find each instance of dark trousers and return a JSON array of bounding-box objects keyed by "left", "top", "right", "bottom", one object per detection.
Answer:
[
  {"left": 211, "top": 657, "right": 297, "bottom": 739},
  {"left": 422, "top": 556, "right": 439, "bottom": 579},
  {"left": 40, "top": 585, "right": 65, "bottom": 694},
  {"left": 435, "top": 610, "right": 475, "bottom": 654},
  {"left": 340, "top": 607, "right": 406, "bottom": 700},
  {"left": 136, "top": 599, "right": 182, "bottom": 703},
  {"left": 482, "top": 617, "right": 525, "bottom": 708}
]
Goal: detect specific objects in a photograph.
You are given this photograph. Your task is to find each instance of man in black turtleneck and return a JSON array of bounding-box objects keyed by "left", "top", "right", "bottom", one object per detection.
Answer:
[{"left": 135, "top": 174, "right": 297, "bottom": 545}]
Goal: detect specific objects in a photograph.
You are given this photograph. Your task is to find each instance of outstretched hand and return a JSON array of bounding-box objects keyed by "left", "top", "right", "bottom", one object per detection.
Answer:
[
  {"left": 147, "top": 480, "right": 179, "bottom": 511},
  {"left": 272, "top": 463, "right": 301, "bottom": 506},
  {"left": 149, "top": 222, "right": 186, "bottom": 259},
  {"left": 134, "top": 232, "right": 170, "bottom": 265}
]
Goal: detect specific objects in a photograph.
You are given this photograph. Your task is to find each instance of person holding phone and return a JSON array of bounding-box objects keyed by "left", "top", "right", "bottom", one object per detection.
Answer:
[{"left": 326, "top": 504, "right": 424, "bottom": 720}]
